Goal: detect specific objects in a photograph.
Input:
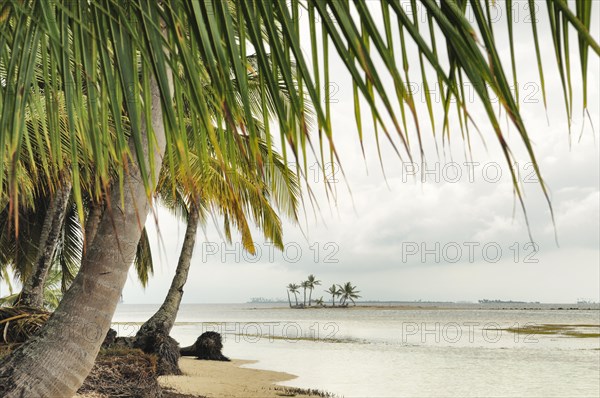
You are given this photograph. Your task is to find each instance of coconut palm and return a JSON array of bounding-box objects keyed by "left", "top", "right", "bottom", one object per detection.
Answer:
[
  {"left": 14, "top": 181, "right": 72, "bottom": 308},
  {"left": 134, "top": 135, "right": 300, "bottom": 363},
  {"left": 306, "top": 274, "right": 321, "bottom": 306},
  {"left": 286, "top": 285, "right": 293, "bottom": 308},
  {"left": 338, "top": 282, "right": 361, "bottom": 306},
  {"left": 3, "top": 48, "right": 300, "bottom": 308},
  {"left": 314, "top": 296, "right": 324, "bottom": 307},
  {"left": 134, "top": 47, "right": 303, "bottom": 350},
  {"left": 326, "top": 284, "right": 342, "bottom": 307},
  {"left": 0, "top": 191, "right": 83, "bottom": 309},
  {"left": 287, "top": 283, "right": 300, "bottom": 307},
  {"left": 1, "top": 268, "right": 66, "bottom": 311},
  {"left": 0, "top": 1, "right": 597, "bottom": 395},
  {"left": 301, "top": 280, "right": 311, "bottom": 307}
]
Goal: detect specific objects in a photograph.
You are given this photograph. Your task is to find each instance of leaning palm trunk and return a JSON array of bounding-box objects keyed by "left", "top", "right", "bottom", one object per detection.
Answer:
[
  {"left": 17, "top": 180, "right": 72, "bottom": 308},
  {"left": 84, "top": 200, "right": 104, "bottom": 251},
  {"left": 0, "top": 75, "right": 168, "bottom": 397},
  {"left": 133, "top": 205, "right": 200, "bottom": 369}
]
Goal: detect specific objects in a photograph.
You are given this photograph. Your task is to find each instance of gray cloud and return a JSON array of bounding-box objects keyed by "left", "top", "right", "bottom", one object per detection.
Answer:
[{"left": 121, "top": 5, "right": 600, "bottom": 305}]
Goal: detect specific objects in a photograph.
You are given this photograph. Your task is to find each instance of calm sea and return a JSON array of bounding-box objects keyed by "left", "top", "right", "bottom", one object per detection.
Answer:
[{"left": 113, "top": 303, "right": 600, "bottom": 397}]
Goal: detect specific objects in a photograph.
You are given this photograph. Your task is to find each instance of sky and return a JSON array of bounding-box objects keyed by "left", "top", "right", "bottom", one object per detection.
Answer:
[
  {"left": 121, "top": 2, "right": 600, "bottom": 304},
  {"left": 4, "top": 3, "right": 595, "bottom": 304}
]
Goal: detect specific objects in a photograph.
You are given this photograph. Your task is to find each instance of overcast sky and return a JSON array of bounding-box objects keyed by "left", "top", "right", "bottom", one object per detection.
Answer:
[
  {"left": 124, "top": 2, "right": 600, "bottom": 304},
  {"left": 25, "top": 2, "right": 593, "bottom": 305}
]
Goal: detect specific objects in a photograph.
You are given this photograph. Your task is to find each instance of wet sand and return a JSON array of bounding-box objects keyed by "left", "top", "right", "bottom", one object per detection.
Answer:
[{"left": 159, "top": 358, "right": 324, "bottom": 398}]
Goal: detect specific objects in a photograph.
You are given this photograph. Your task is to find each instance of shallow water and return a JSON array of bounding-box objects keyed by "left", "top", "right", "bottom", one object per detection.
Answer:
[{"left": 113, "top": 303, "right": 600, "bottom": 397}]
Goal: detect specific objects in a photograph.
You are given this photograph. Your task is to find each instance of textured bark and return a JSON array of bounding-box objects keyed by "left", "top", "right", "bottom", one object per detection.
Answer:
[
  {"left": 0, "top": 74, "right": 169, "bottom": 397},
  {"left": 136, "top": 206, "right": 199, "bottom": 340},
  {"left": 18, "top": 180, "right": 72, "bottom": 308},
  {"left": 84, "top": 200, "right": 104, "bottom": 250},
  {"left": 133, "top": 204, "right": 199, "bottom": 375}
]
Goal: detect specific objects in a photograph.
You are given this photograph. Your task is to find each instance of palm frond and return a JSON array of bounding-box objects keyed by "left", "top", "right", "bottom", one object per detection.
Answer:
[
  {"left": 1, "top": 0, "right": 597, "bottom": 227},
  {"left": 133, "top": 228, "right": 154, "bottom": 288}
]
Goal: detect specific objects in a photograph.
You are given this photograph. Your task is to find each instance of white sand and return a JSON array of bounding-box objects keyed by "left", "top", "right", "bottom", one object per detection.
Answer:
[{"left": 159, "top": 357, "right": 321, "bottom": 397}]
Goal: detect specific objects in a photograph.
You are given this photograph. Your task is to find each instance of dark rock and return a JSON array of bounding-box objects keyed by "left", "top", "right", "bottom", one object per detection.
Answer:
[
  {"left": 102, "top": 328, "right": 117, "bottom": 348},
  {"left": 180, "top": 332, "right": 230, "bottom": 361}
]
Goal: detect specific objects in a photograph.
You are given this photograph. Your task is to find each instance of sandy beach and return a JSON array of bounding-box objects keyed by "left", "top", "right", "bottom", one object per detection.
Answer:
[{"left": 159, "top": 358, "right": 328, "bottom": 398}]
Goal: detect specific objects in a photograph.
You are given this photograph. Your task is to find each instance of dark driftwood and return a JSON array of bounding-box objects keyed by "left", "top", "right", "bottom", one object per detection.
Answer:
[{"left": 179, "top": 332, "right": 230, "bottom": 361}]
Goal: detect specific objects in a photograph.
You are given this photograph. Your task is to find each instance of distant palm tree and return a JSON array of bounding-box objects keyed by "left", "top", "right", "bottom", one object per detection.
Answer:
[
  {"left": 314, "top": 296, "right": 325, "bottom": 307},
  {"left": 306, "top": 274, "right": 321, "bottom": 306},
  {"left": 326, "top": 284, "right": 342, "bottom": 307},
  {"left": 338, "top": 282, "right": 361, "bottom": 306},
  {"left": 285, "top": 286, "right": 292, "bottom": 308},
  {"left": 287, "top": 283, "right": 300, "bottom": 307},
  {"left": 301, "top": 280, "right": 310, "bottom": 307}
]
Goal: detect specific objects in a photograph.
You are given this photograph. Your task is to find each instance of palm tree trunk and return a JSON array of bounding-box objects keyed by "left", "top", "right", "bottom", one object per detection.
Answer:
[
  {"left": 17, "top": 180, "right": 72, "bottom": 308},
  {"left": 332, "top": 294, "right": 335, "bottom": 307},
  {"left": 303, "top": 288, "right": 306, "bottom": 307},
  {"left": 286, "top": 290, "right": 292, "bottom": 308},
  {"left": 308, "top": 288, "right": 312, "bottom": 306},
  {"left": 293, "top": 293, "right": 298, "bottom": 306},
  {"left": 135, "top": 205, "right": 200, "bottom": 342},
  {"left": 0, "top": 74, "right": 169, "bottom": 397},
  {"left": 84, "top": 200, "right": 104, "bottom": 250}
]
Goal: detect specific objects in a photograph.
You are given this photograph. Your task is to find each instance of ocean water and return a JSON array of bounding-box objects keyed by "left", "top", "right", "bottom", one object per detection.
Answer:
[{"left": 113, "top": 303, "right": 600, "bottom": 397}]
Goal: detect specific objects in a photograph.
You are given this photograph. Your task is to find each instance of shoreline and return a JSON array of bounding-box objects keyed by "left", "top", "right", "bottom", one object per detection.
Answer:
[
  {"left": 159, "top": 358, "right": 334, "bottom": 398},
  {"left": 250, "top": 304, "right": 600, "bottom": 311}
]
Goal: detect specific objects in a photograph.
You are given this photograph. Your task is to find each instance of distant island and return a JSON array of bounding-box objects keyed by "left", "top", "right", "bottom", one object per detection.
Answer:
[
  {"left": 479, "top": 299, "right": 540, "bottom": 304},
  {"left": 247, "top": 297, "right": 286, "bottom": 304},
  {"left": 285, "top": 275, "right": 361, "bottom": 308}
]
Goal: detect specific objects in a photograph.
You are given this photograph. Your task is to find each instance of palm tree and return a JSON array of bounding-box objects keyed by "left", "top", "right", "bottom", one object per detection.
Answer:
[
  {"left": 338, "top": 282, "right": 361, "bottom": 307},
  {"left": 15, "top": 181, "right": 72, "bottom": 308},
  {"left": 0, "top": 1, "right": 596, "bottom": 395},
  {"left": 301, "top": 280, "right": 310, "bottom": 307},
  {"left": 314, "top": 296, "right": 324, "bottom": 307},
  {"left": 1, "top": 268, "right": 67, "bottom": 311},
  {"left": 306, "top": 274, "right": 321, "bottom": 306},
  {"left": 286, "top": 285, "right": 292, "bottom": 308},
  {"left": 326, "top": 284, "right": 341, "bottom": 307},
  {"left": 0, "top": 190, "right": 84, "bottom": 309},
  {"left": 287, "top": 283, "right": 300, "bottom": 307},
  {"left": 135, "top": 135, "right": 300, "bottom": 361}
]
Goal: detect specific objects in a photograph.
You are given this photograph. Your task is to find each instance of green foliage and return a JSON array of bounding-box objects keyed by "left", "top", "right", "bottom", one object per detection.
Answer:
[{"left": 0, "top": 0, "right": 597, "bottom": 228}]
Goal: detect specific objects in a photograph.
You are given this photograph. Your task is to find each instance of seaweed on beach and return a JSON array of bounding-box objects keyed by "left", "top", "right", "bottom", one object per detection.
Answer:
[
  {"left": 271, "top": 386, "right": 338, "bottom": 397},
  {"left": 489, "top": 323, "right": 600, "bottom": 338},
  {"left": 77, "top": 348, "right": 163, "bottom": 398},
  {"left": 161, "top": 388, "right": 208, "bottom": 398}
]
